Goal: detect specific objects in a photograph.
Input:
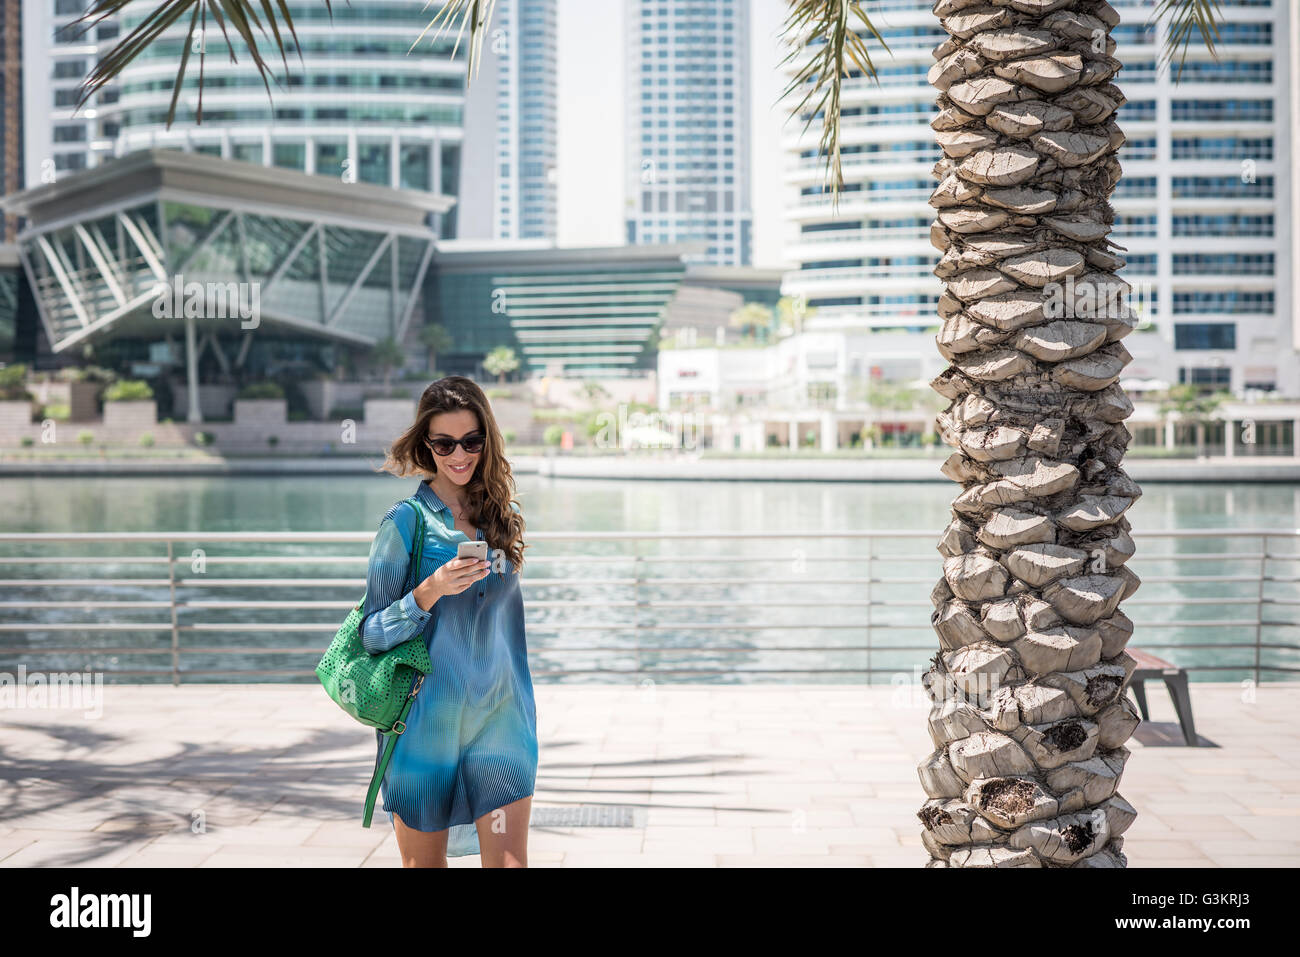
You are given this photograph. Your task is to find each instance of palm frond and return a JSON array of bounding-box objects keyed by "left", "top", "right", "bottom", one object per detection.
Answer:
[
  {"left": 72, "top": 0, "right": 306, "bottom": 130},
  {"left": 1150, "top": 0, "right": 1222, "bottom": 83},
  {"left": 779, "top": 1, "right": 890, "bottom": 213},
  {"left": 409, "top": 0, "right": 498, "bottom": 84}
]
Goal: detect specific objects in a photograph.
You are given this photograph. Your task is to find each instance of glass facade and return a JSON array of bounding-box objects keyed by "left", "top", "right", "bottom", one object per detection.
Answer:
[
  {"left": 778, "top": 0, "right": 1295, "bottom": 397},
  {"left": 625, "top": 0, "right": 752, "bottom": 266},
  {"left": 18, "top": 196, "right": 434, "bottom": 363},
  {"left": 105, "top": 0, "right": 468, "bottom": 240},
  {"left": 429, "top": 255, "right": 687, "bottom": 378}
]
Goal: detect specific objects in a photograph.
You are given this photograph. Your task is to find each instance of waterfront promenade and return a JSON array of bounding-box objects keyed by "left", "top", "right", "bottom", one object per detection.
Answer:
[{"left": 1, "top": 682, "right": 1296, "bottom": 867}]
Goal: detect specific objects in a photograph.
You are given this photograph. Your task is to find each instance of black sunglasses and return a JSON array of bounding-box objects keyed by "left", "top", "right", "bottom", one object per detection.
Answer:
[{"left": 425, "top": 432, "right": 486, "bottom": 456}]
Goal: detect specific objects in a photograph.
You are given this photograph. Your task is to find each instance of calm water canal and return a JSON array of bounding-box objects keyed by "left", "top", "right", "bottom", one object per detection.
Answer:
[{"left": 2, "top": 475, "right": 1297, "bottom": 684}]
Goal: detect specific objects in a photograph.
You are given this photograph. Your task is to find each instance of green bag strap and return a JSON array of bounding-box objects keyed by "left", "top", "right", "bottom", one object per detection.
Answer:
[
  {"left": 364, "top": 672, "right": 425, "bottom": 827},
  {"left": 361, "top": 496, "right": 428, "bottom": 828}
]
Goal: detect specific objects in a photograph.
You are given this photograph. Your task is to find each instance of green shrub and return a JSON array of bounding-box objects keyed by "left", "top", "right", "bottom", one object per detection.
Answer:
[
  {"left": 138, "top": 432, "right": 155, "bottom": 447},
  {"left": 543, "top": 424, "right": 564, "bottom": 446},
  {"left": 267, "top": 435, "right": 279, "bottom": 447},
  {"left": 486, "top": 388, "right": 512, "bottom": 399},
  {"left": 20, "top": 436, "right": 34, "bottom": 447},
  {"left": 39, "top": 403, "right": 71, "bottom": 420},
  {"left": 532, "top": 408, "right": 580, "bottom": 422},
  {"left": 237, "top": 382, "right": 285, "bottom": 400},
  {"left": 0, "top": 364, "right": 31, "bottom": 401},
  {"left": 57, "top": 365, "right": 111, "bottom": 383},
  {"left": 194, "top": 431, "right": 215, "bottom": 447},
  {"left": 78, "top": 365, "right": 117, "bottom": 386},
  {"left": 103, "top": 380, "right": 154, "bottom": 401},
  {"left": 503, "top": 429, "right": 517, "bottom": 443},
  {"left": 77, "top": 430, "right": 95, "bottom": 445}
]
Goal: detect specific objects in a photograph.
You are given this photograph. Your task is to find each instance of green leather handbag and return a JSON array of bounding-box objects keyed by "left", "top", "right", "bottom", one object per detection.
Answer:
[{"left": 315, "top": 496, "right": 433, "bottom": 827}]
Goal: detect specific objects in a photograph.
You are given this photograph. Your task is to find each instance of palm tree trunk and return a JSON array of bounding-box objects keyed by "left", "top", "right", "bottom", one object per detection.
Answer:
[{"left": 920, "top": 0, "right": 1140, "bottom": 867}]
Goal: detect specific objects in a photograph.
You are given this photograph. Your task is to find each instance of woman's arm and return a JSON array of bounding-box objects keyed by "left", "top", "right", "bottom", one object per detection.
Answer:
[{"left": 359, "top": 503, "right": 435, "bottom": 655}]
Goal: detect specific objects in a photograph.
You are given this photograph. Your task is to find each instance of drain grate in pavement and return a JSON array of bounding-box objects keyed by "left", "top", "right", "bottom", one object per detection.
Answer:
[{"left": 530, "top": 805, "right": 641, "bottom": 828}]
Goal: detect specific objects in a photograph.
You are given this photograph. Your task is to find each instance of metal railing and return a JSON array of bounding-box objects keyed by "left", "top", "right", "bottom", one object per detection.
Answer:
[{"left": 0, "top": 528, "right": 1296, "bottom": 684}]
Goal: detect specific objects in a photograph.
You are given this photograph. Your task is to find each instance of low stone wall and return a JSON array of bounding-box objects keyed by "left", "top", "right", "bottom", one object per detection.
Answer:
[
  {"left": 168, "top": 380, "right": 238, "bottom": 420},
  {"left": 0, "top": 418, "right": 418, "bottom": 452},
  {"left": 234, "top": 399, "right": 288, "bottom": 427},
  {"left": 489, "top": 396, "right": 547, "bottom": 444},
  {"left": 0, "top": 401, "right": 33, "bottom": 434},
  {"left": 103, "top": 400, "right": 157, "bottom": 430},
  {"left": 1, "top": 383, "right": 548, "bottom": 450},
  {"left": 19, "top": 382, "right": 102, "bottom": 423},
  {"left": 360, "top": 398, "right": 415, "bottom": 440}
]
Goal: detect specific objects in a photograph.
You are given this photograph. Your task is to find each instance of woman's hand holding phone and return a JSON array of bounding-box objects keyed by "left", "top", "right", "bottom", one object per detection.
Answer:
[{"left": 413, "top": 556, "right": 489, "bottom": 610}]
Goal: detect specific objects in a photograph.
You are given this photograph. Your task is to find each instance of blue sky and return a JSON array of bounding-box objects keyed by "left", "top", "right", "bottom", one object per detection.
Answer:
[{"left": 555, "top": 0, "right": 791, "bottom": 268}]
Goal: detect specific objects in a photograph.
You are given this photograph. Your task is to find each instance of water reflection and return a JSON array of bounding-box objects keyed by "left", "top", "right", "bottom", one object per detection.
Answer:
[{"left": 0, "top": 477, "right": 1296, "bottom": 684}]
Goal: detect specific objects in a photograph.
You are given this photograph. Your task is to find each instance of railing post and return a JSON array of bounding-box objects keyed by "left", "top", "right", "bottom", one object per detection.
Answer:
[
  {"left": 632, "top": 552, "right": 642, "bottom": 679},
  {"left": 167, "top": 540, "right": 179, "bottom": 686},
  {"left": 864, "top": 535, "right": 872, "bottom": 685},
  {"left": 1255, "top": 533, "right": 1268, "bottom": 686}
]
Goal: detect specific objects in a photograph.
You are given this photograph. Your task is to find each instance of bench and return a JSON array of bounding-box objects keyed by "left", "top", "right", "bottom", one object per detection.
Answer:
[{"left": 1127, "top": 648, "right": 1199, "bottom": 746}]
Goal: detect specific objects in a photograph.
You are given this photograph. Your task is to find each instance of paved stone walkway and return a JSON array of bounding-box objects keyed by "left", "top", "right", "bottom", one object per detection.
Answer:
[{"left": 1, "top": 682, "right": 1296, "bottom": 867}]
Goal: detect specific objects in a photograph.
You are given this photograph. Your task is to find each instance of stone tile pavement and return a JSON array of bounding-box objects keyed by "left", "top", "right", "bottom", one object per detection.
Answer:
[{"left": 0, "top": 682, "right": 1296, "bottom": 867}]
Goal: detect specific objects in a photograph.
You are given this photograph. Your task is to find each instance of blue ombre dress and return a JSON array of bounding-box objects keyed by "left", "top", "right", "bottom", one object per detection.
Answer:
[{"left": 360, "top": 479, "right": 538, "bottom": 858}]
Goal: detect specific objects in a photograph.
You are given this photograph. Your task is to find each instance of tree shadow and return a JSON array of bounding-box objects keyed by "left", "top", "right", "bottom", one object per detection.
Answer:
[
  {"left": 0, "top": 724, "right": 799, "bottom": 865},
  {"left": 1131, "top": 721, "right": 1214, "bottom": 748}
]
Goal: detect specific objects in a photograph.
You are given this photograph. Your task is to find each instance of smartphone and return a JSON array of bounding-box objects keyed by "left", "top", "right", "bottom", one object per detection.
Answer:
[{"left": 457, "top": 541, "right": 488, "bottom": 563}]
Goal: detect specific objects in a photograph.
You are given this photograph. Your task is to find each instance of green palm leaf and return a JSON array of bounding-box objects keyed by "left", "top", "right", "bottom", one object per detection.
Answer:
[
  {"left": 70, "top": 0, "right": 495, "bottom": 132},
  {"left": 779, "top": 1, "right": 889, "bottom": 213},
  {"left": 1151, "top": 0, "right": 1223, "bottom": 82},
  {"left": 72, "top": 0, "right": 310, "bottom": 129},
  {"left": 408, "top": 0, "right": 498, "bottom": 82}
]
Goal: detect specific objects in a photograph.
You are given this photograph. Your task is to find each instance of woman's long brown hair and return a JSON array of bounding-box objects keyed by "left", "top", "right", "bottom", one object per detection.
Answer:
[{"left": 376, "top": 376, "right": 527, "bottom": 572}]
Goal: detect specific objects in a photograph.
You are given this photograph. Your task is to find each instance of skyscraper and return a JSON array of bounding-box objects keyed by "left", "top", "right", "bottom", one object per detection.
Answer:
[
  {"left": 458, "top": 0, "right": 558, "bottom": 240},
  {"left": 1, "top": 0, "right": 23, "bottom": 243},
  {"left": 20, "top": 0, "right": 120, "bottom": 191},
  {"left": 781, "top": 3, "right": 942, "bottom": 338},
  {"left": 625, "top": 0, "right": 752, "bottom": 267}
]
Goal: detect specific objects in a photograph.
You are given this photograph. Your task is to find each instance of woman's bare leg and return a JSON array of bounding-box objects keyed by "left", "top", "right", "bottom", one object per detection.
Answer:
[
  {"left": 393, "top": 811, "right": 449, "bottom": 867},
  {"left": 474, "top": 795, "right": 532, "bottom": 868}
]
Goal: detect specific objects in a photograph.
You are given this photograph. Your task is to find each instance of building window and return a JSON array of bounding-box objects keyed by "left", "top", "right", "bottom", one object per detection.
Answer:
[
  {"left": 1173, "top": 292, "right": 1273, "bottom": 314},
  {"left": 1174, "top": 323, "right": 1236, "bottom": 350},
  {"left": 1178, "top": 367, "right": 1231, "bottom": 391}
]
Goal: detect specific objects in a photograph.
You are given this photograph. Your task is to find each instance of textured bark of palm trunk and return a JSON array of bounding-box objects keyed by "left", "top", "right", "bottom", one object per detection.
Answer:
[{"left": 916, "top": 0, "right": 1142, "bottom": 868}]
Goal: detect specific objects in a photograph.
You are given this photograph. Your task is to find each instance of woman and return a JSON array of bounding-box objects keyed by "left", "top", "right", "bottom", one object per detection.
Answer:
[{"left": 360, "top": 375, "right": 537, "bottom": 867}]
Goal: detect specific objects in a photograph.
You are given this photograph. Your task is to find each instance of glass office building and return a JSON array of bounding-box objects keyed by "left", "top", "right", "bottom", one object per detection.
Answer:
[
  {"left": 624, "top": 0, "right": 752, "bottom": 267},
  {"left": 457, "top": 0, "right": 558, "bottom": 241},
  {"left": 101, "top": 1, "right": 469, "bottom": 239},
  {"left": 781, "top": 0, "right": 1298, "bottom": 396},
  {"left": 429, "top": 241, "right": 690, "bottom": 378},
  {"left": 2, "top": 149, "right": 447, "bottom": 418},
  {"left": 3, "top": 149, "right": 702, "bottom": 403}
]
